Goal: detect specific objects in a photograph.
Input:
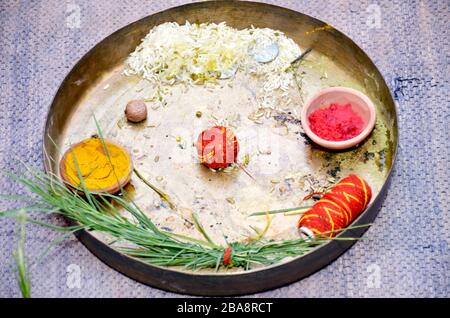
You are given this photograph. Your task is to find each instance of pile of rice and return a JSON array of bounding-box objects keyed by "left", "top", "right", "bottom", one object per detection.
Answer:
[{"left": 125, "top": 22, "right": 302, "bottom": 110}]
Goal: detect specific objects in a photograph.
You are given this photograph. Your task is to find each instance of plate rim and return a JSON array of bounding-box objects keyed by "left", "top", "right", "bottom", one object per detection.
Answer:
[{"left": 43, "top": 0, "right": 399, "bottom": 296}]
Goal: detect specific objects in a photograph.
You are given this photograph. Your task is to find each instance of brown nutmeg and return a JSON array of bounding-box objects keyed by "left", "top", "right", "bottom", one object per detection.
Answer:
[{"left": 125, "top": 100, "right": 147, "bottom": 123}]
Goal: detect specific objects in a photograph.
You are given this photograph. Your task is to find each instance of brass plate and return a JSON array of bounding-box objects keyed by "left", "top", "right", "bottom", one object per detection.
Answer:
[{"left": 44, "top": 1, "right": 398, "bottom": 295}]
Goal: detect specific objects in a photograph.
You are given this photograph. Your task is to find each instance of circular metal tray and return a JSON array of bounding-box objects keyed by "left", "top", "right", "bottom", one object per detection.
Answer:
[{"left": 44, "top": 1, "right": 398, "bottom": 296}]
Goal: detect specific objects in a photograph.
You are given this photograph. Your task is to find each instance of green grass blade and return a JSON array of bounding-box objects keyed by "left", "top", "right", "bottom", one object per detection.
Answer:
[{"left": 13, "top": 211, "right": 31, "bottom": 298}]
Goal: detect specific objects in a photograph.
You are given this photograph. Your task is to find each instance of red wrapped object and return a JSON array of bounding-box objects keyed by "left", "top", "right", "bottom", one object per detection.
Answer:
[
  {"left": 223, "top": 247, "right": 232, "bottom": 266},
  {"left": 196, "top": 126, "right": 239, "bottom": 169},
  {"left": 298, "top": 175, "right": 372, "bottom": 237}
]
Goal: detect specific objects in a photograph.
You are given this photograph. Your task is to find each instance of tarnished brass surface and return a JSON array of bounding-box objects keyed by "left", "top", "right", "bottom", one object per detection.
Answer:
[{"left": 44, "top": 1, "right": 398, "bottom": 295}]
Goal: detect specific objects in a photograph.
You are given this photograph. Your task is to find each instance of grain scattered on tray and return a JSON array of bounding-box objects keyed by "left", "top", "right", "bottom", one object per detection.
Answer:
[{"left": 125, "top": 22, "right": 302, "bottom": 112}]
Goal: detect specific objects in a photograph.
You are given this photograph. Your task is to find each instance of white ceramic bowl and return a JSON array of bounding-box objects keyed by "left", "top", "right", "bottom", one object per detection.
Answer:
[{"left": 300, "top": 87, "right": 376, "bottom": 150}]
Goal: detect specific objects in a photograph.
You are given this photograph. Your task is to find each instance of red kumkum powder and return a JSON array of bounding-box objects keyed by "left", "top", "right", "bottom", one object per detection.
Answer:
[{"left": 308, "top": 103, "right": 364, "bottom": 141}]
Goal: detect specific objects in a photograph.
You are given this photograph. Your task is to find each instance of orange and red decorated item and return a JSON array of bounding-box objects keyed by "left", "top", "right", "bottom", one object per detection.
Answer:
[
  {"left": 196, "top": 126, "right": 239, "bottom": 169},
  {"left": 298, "top": 175, "right": 372, "bottom": 237}
]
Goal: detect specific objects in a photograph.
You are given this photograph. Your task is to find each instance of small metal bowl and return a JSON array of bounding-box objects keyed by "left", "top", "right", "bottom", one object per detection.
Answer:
[{"left": 300, "top": 87, "right": 376, "bottom": 150}]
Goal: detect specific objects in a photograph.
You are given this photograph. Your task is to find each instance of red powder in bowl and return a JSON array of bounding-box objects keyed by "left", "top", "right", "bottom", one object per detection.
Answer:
[{"left": 308, "top": 103, "right": 364, "bottom": 141}]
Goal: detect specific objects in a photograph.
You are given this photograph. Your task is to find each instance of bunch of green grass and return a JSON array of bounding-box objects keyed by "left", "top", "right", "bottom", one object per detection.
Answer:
[
  {"left": 1, "top": 166, "right": 367, "bottom": 270},
  {"left": 1, "top": 117, "right": 365, "bottom": 271},
  {"left": 0, "top": 164, "right": 360, "bottom": 269}
]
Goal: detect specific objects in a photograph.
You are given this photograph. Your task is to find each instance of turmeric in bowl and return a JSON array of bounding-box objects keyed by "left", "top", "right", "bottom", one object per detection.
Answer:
[{"left": 59, "top": 137, "right": 133, "bottom": 194}]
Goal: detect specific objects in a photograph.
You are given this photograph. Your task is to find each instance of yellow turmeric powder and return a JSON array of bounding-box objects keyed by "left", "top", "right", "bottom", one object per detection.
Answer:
[{"left": 60, "top": 137, "right": 132, "bottom": 193}]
